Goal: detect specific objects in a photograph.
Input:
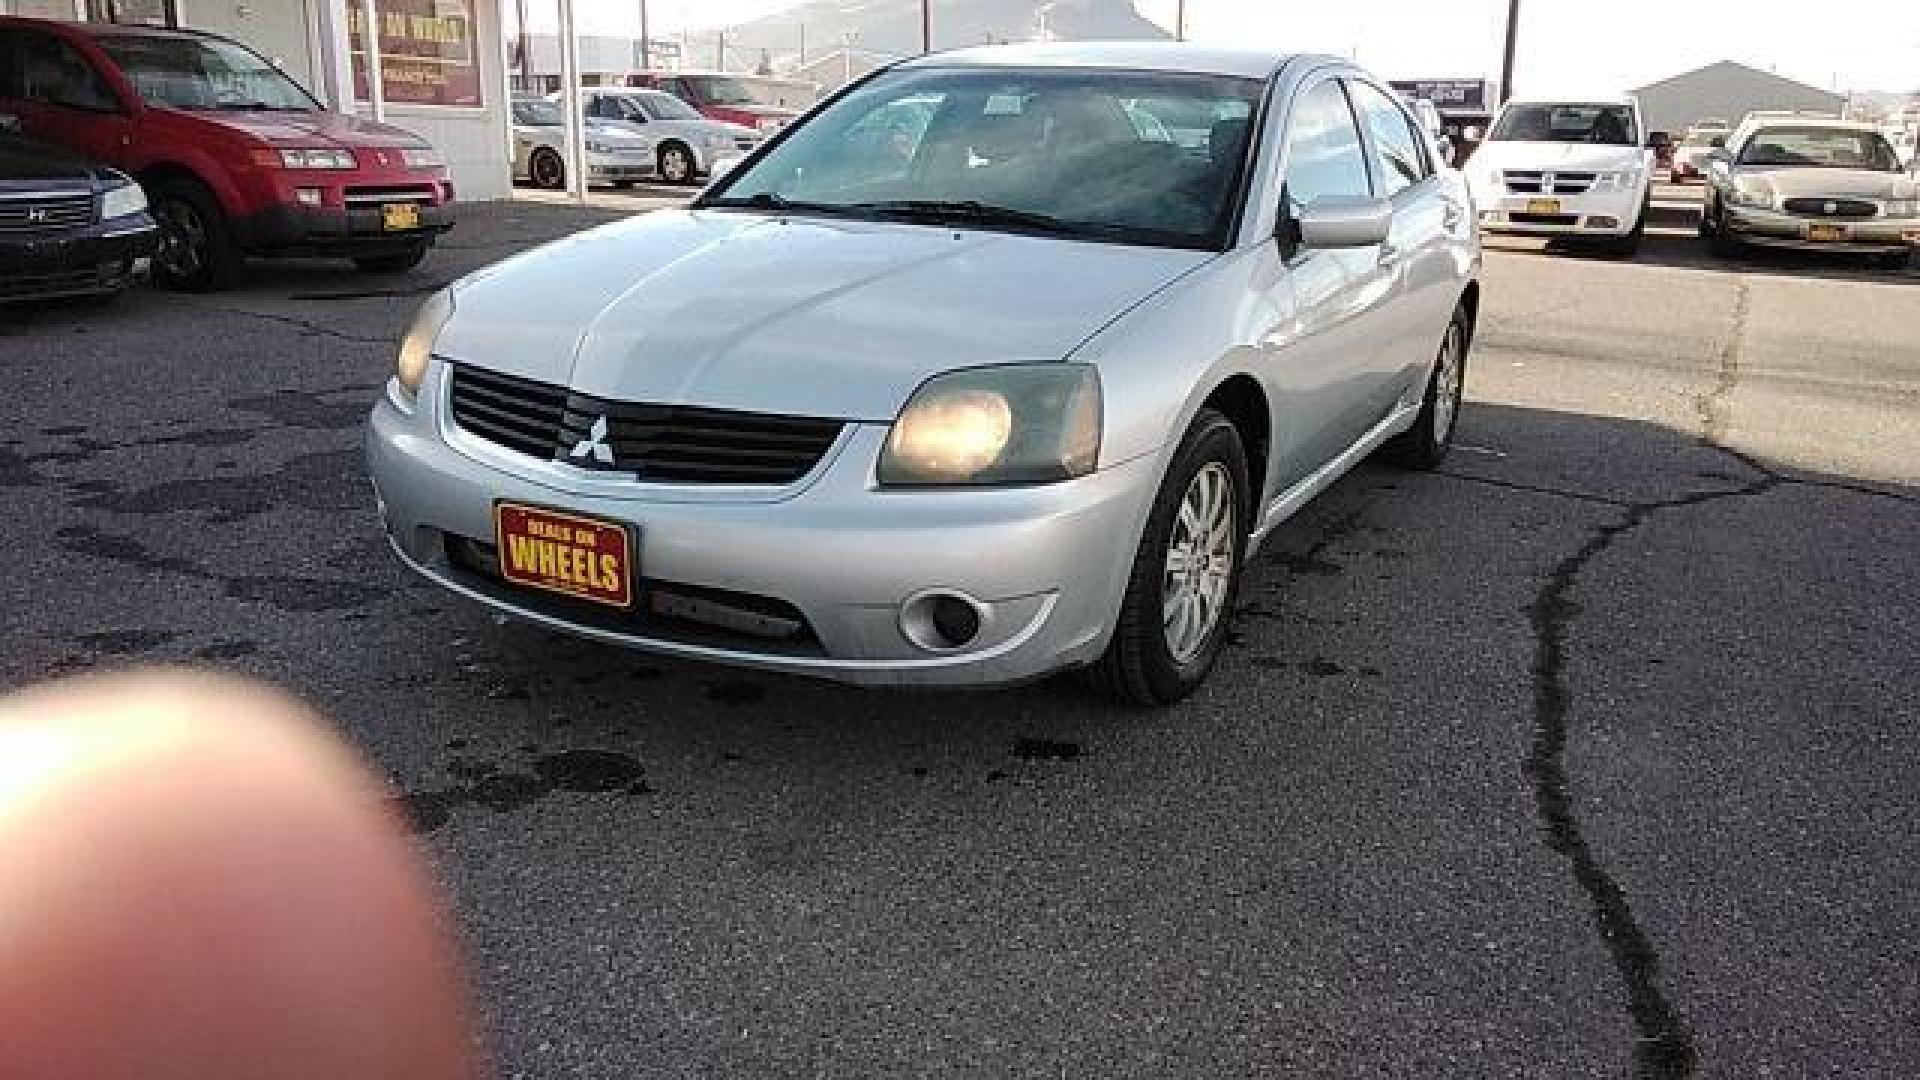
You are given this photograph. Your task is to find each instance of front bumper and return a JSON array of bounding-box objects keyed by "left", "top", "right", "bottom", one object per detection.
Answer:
[
  {"left": 0, "top": 213, "right": 157, "bottom": 301},
  {"left": 587, "top": 149, "right": 658, "bottom": 182},
  {"left": 1725, "top": 206, "right": 1920, "bottom": 254},
  {"left": 365, "top": 362, "right": 1159, "bottom": 687},
  {"left": 1475, "top": 185, "right": 1643, "bottom": 236}
]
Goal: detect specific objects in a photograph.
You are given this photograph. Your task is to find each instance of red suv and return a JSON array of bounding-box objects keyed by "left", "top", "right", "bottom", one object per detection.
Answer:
[
  {"left": 0, "top": 18, "right": 455, "bottom": 290},
  {"left": 622, "top": 71, "right": 798, "bottom": 133}
]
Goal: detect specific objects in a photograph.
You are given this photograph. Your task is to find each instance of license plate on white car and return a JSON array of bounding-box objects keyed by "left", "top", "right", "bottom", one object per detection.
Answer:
[
  {"left": 1526, "top": 198, "right": 1562, "bottom": 215},
  {"left": 1806, "top": 222, "right": 1848, "bottom": 243}
]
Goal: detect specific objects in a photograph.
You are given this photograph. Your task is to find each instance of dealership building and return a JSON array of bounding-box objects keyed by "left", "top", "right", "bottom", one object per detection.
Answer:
[{"left": 2, "top": 0, "right": 516, "bottom": 199}]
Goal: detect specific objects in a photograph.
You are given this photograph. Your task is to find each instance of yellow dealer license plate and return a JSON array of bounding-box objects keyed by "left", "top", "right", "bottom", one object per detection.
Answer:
[
  {"left": 1526, "top": 198, "right": 1562, "bottom": 215},
  {"left": 382, "top": 202, "right": 421, "bottom": 231},
  {"left": 494, "top": 503, "right": 633, "bottom": 609},
  {"left": 1806, "top": 222, "right": 1847, "bottom": 243}
]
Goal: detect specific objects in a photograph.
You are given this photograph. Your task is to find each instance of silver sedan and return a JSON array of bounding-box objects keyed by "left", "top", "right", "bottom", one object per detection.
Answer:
[
  {"left": 510, "top": 98, "right": 658, "bottom": 190},
  {"left": 369, "top": 43, "right": 1482, "bottom": 704},
  {"left": 1702, "top": 119, "right": 1920, "bottom": 268}
]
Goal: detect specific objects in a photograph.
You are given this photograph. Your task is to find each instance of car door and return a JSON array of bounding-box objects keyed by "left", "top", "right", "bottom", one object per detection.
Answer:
[
  {"left": 1261, "top": 73, "right": 1398, "bottom": 481},
  {"left": 0, "top": 28, "right": 137, "bottom": 167},
  {"left": 1346, "top": 77, "right": 1460, "bottom": 416}
]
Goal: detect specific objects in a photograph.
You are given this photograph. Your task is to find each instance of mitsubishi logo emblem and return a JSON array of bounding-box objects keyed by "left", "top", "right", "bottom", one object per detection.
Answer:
[{"left": 569, "top": 416, "right": 616, "bottom": 466}]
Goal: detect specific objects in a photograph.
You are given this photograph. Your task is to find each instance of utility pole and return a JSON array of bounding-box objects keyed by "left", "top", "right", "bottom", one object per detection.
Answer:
[
  {"left": 638, "top": 0, "right": 650, "bottom": 73},
  {"left": 1499, "top": 0, "right": 1521, "bottom": 105},
  {"left": 921, "top": 0, "right": 931, "bottom": 54},
  {"left": 1175, "top": 0, "right": 1185, "bottom": 42},
  {"left": 717, "top": 27, "right": 726, "bottom": 70},
  {"left": 515, "top": 0, "right": 531, "bottom": 89}
]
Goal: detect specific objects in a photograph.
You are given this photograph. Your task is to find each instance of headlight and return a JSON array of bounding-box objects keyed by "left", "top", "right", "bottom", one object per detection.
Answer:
[
  {"left": 402, "top": 146, "right": 443, "bottom": 169},
  {"left": 879, "top": 365, "right": 1101, "bottom": 486},
  {"left": 1729, "top": 180, "right": 1774, "bottom": 210},
  {"left": 100, "top": 178, "right": 147, "bottom": 220},
  {"left": 279, "top": 147, "right": 358, "bottom": 170},
  {"left": 1592, "top": 170, "right": 1639, "bottom": 190},
  {"left": 1883, "top": 199, "right": 1919, "bottom": 218},
  {"left": 395, "top": 288, "right": 454, "bottom": 399}
]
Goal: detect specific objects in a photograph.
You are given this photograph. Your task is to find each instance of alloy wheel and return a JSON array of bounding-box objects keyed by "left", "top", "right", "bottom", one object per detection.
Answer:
[
  {"left": 1433, "top": 322, "right": 1466, "bottom": 446},
  {"left": 660, "top": 145, "right": 692, "bottom": 183},
  {"left": 156, "top": 200, "right": 206, "bottom": 278},
  {"left": 532, "top": 150, "right": 563, "bottom": 189},
  {"left": 1162, "top": 461, "right": 1236, "bottom": 664}
]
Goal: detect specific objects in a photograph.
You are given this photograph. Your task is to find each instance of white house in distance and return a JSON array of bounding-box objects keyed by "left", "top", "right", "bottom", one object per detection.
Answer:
[{"left": 1633, "top": 61, "right": 1847, "bottom": 137}]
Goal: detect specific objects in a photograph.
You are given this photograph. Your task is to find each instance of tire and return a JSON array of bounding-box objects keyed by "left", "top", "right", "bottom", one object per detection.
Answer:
[
  {"left": 1381, "top": 304, "right": 1471, "bottom": 470},
  {"left": 529, "top": 148, "right": 565, "bottom": 190},
  {"left": 149, "top": 177, "right": 241, "bottom": 292},
  {"left": 1607, "top": 200, "right": 1647, "bottom": 258},
  {"left": 658, "top": 141, "right": 696, "bottom": 186},
  {"left": 1706, "top": 199, "right": 1744, "bottom": 258},
  {"left": 1088, "top": 409, "right": 1249, "bottom": 707},
  {"left": 353, "top": 243, "right": 430, "bottom": 274}
]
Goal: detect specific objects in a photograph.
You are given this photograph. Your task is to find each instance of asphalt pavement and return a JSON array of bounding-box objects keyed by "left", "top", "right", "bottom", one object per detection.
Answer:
[{"left": 2, "top": 194, "right": 1916, "bottom": 1078}]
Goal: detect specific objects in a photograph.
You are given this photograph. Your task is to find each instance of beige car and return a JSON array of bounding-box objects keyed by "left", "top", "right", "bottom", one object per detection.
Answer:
[{"left": 1702, "top": 118, "right": 1920, "bottom": 268}]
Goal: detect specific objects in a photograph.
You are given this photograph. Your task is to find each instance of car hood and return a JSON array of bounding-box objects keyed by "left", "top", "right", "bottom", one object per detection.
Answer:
[
  {"left": 1735, "top": 167, "right": 1916, "bottom": 201},
  {"left": 1472, "top": 140, "right": 1647, "bottom": 173},
  {"left": 0, "top": 134, "right": 107, "bottom": 189},
  {"left": 439, "top": 209, "right": 1210, "bottom": 422},
  {"left": 163, "top": 107, "right": 427, "bottom": 148}
]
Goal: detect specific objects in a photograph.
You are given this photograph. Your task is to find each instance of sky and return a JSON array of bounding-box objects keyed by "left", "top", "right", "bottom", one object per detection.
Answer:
[{"left": 531, "top": 0, "right": 1920, "bottom": 95}]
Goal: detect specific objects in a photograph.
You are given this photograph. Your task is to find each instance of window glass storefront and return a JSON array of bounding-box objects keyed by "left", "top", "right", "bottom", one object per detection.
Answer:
[{"left": 349, "top": 0, "right": 483, "bottom": 109}]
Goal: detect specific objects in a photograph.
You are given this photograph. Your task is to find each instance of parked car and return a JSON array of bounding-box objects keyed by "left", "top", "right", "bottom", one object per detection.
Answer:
[
  {"left": 510, "top": 97, "right": 657, "bottom": 190},
  {"left": 0, "top": 17, "right": 454, "bottom": 291},
  {"left": 368, "top": 43, "right": 1482, "bottom": 705},
  {"left": 621, "top": 70, "right": 801, "bottom": 132},
  {"left": 0, "top": 130, "right": 156, "bottom": 302},
  {"left": 1466, "top": 98, "right": 1655, "bottom": 255},
  {"left": 1700, "top": 117, "right": 1919, "bottom": 270},
  {"left": 568, "top": 87, "right": 761, "bottom": 186},
  {"left": 1670, "top": 130, "right": 1721, "bottom": 183}
]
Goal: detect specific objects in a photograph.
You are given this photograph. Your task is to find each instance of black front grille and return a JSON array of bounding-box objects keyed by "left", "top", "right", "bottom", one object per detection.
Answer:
[
  {"left": 448, "top": 364, "right": 844, "bottom": 486},
  {"left": 0, "top": 193, "right": 95, "bottom": 232},
  {"left": 1504, "top": 171, "right": 1596, "bottom": 195},
  {"left": 345, "top": 184, "right": 437, "bottom": 205},
  {"left": 1782, "top": 197, "right": 1878, "bottom": 219},
  {"left": 443, "top": 534, "right": 824, "bottom": 656}
]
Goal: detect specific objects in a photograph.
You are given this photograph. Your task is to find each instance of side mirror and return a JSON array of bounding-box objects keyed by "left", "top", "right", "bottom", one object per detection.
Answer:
[
  {"left": 1649, "top": 131, "right": 1672, "bottom": 149},
  {"left": 1296, "top": 198, "right": 1393, "bottom": 249}
]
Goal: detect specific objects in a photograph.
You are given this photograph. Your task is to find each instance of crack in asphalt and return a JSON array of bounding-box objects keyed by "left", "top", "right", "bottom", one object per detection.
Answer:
[
  {"left": 1696, "top": 280, "right": 1752, "bottom": 445},
  {"left": 1526, "top": 474, "right": 1779, "bottom": 1080},
  {"left": 1436, "top": 469, "right": 1634, "bottom": 508},
  {"left": 189, "top": 303, "right": 391, "bottom": 345}
]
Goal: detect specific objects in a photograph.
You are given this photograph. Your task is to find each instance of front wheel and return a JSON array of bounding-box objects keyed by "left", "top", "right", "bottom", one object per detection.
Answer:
[
  {"left": 1088, "top": 409, "right": 1249, "bottom": 707},
  {"left": 529, "top": 148, "right": 565, "bottom": 190},
  {"left": 1381, "top": 305, "right": 1470, "bottom": 470},
  {"left": 658, "top": 142, "right": 696, "bottom": 186},
  {"left": 150, "top": 178, "right": 241, "bottom": 292}
]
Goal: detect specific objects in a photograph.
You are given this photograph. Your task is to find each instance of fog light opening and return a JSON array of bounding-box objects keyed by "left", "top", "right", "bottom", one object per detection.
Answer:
[
  {"left": 296, "top": 187, "right": 324, "bottom": 207},
  {"left": 1589, "top": 216, "right": 1619, "bottom": 230},
  {"left": 901, "top": 590, "right": 988, "bottom": 653}
]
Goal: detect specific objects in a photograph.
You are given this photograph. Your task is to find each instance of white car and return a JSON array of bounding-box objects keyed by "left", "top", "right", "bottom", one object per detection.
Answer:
[
  {"left": 369, "top": 44, "right": 1482, "bottom": 705},
  {"left": 1467, "top": 99, "right": 1655, "bottom": 255},
  {"left": 572, "top": 88, "right": 763, "bottom": 186},
  {"left": 510, "top": 98, "right": 657, "bottom": 190}
]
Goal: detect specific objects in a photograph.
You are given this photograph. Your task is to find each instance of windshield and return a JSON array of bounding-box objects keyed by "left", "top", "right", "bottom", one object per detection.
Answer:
[
  {"left": 703, "top": 66, "right": 1262, "bottom": 251},
  {"left": 513, "top": 100, "right": 561, "bottom": 126},
  {"left": 639, "top": 91, "right": 702, "bottom": 122},
  {"left": 684, "top": 76, "right": 759, "bottom": 107},
  {"left": 96, "top": 33, "right": 316, "bottom": 111},
  {"left": 1739, "top": 127, "right": 1902, "bottom": 171},
  {"left": 1491, "top": 103, "right": 1637, "bottom": 145}
]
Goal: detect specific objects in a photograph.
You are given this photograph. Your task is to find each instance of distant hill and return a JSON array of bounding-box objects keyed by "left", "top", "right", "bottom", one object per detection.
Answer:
[{"left": 727, "top": 0, "right": 1168, "bottom": 66}]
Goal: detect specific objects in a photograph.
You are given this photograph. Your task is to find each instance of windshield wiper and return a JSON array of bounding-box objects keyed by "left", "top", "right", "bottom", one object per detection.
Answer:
[
  {"left": 701, "top": 191, "right": 882, "bottom": 217},
  {"left": 850, "top": 199, "right": 1079, "bottom": 235}
]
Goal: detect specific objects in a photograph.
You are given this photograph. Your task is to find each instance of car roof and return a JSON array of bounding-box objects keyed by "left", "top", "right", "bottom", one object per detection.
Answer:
[{"left": 900, "top": 41, "right": 1295, "bottom": 79}]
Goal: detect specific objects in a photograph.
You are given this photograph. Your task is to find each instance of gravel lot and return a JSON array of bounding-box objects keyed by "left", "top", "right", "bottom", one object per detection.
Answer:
[{"left": 2, "top": 192, "right": 1915, "bottom": 1078}]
